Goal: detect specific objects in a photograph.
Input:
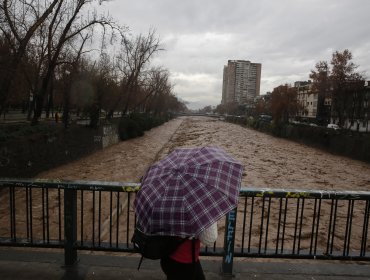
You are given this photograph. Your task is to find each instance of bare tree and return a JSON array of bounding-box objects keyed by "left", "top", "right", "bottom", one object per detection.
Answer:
[
  {"left": 253, "top": 98, "right": 270, "bottom": 117},
  {"left": 31, "top": 0, "right": 124, "bottom": 124},
  {"left": 135, "top": 67, "right": 172, "bottom": 114},
  {"left": 60, "top": 33, "right": 92, "bottom": 127},
  {"left": 0, "top": 0, "right": 60, "bottom": 114},
  {"left": 310, "top": 61, "right": 331, "bottom": 124},
  {"left": 23, "top": 21, "right": 50, "bottom": 119},
  {"left": 115, "top": 29, "right": 161, "bottom": 114},
  {"left": 330, "top": 49, "right": 364, "bottom": 126},
  {"left": 270, "top": 85, "right": 299, "bottom": 124},
  {"left": 311, "top": 50, "right": 365, "bottom": 126}
]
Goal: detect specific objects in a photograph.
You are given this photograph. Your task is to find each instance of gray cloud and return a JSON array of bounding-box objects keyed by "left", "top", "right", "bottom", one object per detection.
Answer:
[{"left": 103, "top": 0, "right": 370, "bottom": 109}]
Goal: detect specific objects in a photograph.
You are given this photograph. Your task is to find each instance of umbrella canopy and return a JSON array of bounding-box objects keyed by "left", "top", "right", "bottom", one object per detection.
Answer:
[{"left": 134, "top": 146, "right": 244, "bottom": 237}]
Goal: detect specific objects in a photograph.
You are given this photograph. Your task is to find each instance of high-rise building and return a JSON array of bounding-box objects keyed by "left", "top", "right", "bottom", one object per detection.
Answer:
[{"left": 222, "top": 60, "right": 262, "bottom": 106}]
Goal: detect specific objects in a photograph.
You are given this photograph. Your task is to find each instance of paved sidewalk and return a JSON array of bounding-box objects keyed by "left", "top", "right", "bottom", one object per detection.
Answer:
[{"left": 0, "top": 248, "right": 370, "bottom": 279}]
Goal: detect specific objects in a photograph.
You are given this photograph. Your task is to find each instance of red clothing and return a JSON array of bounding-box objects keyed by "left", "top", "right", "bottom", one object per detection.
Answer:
[{"left": 170, "top": 239, "right": 200, "bottom": 263}]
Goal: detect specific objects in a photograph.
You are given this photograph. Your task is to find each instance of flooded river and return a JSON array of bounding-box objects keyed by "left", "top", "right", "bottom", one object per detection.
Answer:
[
  {"left": 6, "top": 116, "right": 370, "bottom": 253},
  {"left": 38, "top": 116, "right": 370, "bottom": 192}
]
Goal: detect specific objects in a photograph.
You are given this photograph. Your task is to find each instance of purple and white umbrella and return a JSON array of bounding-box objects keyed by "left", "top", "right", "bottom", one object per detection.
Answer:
[{"left": 134, "top": 146, "right": 244, "bottom": 237}]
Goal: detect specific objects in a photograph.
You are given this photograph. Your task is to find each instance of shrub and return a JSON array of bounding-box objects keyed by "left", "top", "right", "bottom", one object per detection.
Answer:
[
  {"left": 118, "top": 117, "right": 144, "bottom": 140},
  {"left": 117, "top": 113, "right": 173, "bottom": 141},
  {"left": 130, "top": 113, "right": 152, "bottom": 131},
  {"left": 246, "top": 117, "right": 256, "bottom": 128}
]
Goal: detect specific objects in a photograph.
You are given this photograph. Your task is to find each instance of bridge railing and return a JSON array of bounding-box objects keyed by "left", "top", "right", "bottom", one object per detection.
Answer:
[{"left": 0, "top": 179, "right": 369, "bottom": 275}]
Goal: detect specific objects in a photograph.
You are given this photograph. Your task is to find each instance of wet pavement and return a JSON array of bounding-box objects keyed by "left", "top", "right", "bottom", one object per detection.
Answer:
[{"left": 1, "top": 248, "right": 370, "bottom": 279}]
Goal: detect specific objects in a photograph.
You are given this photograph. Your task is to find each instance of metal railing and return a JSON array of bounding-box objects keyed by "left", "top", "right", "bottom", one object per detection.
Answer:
[{"left": 1, "top": 179, "right": 369, "bottom": 275}]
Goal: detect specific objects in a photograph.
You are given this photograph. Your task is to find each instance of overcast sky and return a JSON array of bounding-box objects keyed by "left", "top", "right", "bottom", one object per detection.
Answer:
[{"left": 102, "top": 0, "right": 370, "bottom": 110}]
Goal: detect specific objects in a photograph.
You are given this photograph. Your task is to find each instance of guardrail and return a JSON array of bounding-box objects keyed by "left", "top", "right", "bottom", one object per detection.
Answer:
[{"left": 1, "top": 179, "right": 369, "bottom": 276}]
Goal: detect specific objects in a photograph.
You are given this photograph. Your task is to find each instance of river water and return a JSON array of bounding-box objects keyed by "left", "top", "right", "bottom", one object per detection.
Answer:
[
  {"left": 38, "top": 116, "right": 370, "bottom": 192},
  {"left": 34, "top": 116, "right": 370, "bottom": 251}
]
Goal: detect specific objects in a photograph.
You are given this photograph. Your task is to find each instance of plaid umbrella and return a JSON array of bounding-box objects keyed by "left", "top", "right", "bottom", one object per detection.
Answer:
[{"left": 134, "top": 146, "right": 244, "bottom": 237}]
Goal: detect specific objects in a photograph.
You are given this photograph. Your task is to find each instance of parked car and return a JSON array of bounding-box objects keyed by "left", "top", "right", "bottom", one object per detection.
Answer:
[
  {"left": 258, "top": 114, "right": 272, "bottom": 123},
  {"left": 327, "top": 124, "right": 340, "bottom": 130}
]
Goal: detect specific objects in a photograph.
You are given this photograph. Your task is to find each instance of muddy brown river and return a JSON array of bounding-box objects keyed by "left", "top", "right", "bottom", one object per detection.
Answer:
[{"left": 38, "top": 116, "right": 370, "bottom": 191}]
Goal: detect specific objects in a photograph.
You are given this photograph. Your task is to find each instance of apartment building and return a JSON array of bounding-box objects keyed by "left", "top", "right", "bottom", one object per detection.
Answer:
[
  {"left": 295, "top": 81, "right": 318, "bottom": 120},
  {"left": 222, "top": 60, "right": 262, "bottom": 106},
  {"left": 295, "top": 80, "right": 370, "bottom": 131}
]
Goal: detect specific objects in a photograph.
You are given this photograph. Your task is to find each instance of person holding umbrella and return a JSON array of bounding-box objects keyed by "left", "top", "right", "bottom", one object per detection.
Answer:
[
  {"left": 160, "top": 222, "right": 218, "bottom": 280},
  {"left": 134, "top": 146, "right": 244, "bottom": 280}
]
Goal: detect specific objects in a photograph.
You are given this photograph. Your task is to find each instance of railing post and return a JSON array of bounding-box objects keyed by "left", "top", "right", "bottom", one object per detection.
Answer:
[
  {"left": 221, "top": 208, "right": 237, "bottom": 277},
  {"left": 64, "top": 188, "right": 77, "bottom": 266}
]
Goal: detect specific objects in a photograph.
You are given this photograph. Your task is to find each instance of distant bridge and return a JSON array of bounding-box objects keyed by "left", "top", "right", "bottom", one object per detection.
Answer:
[{"left": 176, "top": 112, "right": 220, "bottom": 117}]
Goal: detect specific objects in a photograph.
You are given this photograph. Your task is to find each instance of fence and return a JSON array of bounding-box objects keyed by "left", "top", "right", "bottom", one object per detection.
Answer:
[{"left": 0, "top": 178, "right": 369, "bottom": 275}]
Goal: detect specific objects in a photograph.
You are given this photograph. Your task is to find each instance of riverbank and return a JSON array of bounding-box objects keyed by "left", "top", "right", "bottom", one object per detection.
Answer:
[
  {"left": 36, "top": 117, "right": 184, "bottom": 182},
  {"left": 0, "top": 122, "right": 101, "bottom": 178},
  {"left": 227, "top": 115, "right": 370, "bottom": 163}
]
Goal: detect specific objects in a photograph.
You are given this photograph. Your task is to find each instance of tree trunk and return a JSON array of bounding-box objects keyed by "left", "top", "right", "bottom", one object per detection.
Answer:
[
  {"left": 0, "top": 55, "right": 21, "bottom": 114},
  {"left": 31, "top": 65, "right": 54, "bottom": 124},
  {"left": 45, "top": 72, "right": 54, "bottom": 119}
]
